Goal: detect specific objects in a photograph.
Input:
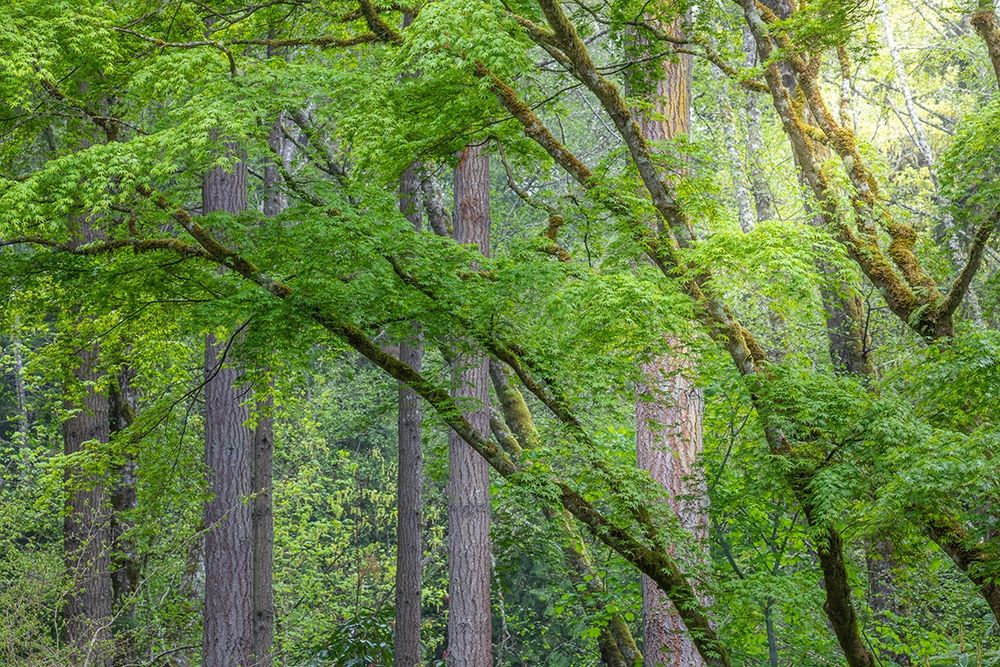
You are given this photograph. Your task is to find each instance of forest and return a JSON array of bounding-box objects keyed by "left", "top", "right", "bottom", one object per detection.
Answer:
[{"left": 1, "top": 0, "right": 999, "bottom": 665}]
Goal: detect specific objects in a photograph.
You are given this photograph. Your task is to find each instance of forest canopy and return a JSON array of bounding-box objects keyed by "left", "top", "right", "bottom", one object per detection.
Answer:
[{"left": 1, "top": 0, "right": 999, "bottom": 666}]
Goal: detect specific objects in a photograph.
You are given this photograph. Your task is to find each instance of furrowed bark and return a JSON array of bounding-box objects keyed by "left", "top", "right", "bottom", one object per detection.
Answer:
[
  {"left": 633, "top": 17, "right": 709, "bottom": 664},
  {"left": 496, "top": 6, "right": 874, "bottom": 664},
  {"left": 108, "top": 368, "right": 139, "bottom": 666},
  {"left": 202, "top": 156, "right": 256, "bottom": 667},
  {"left": 252, "top": 118, "right": 288, "bottom": 667},
  {"left": 447, "top": 144, "right": 494, "bottom": 667},
  {"left": 395, "top": 163, "right": 424, "bottom": 667},
  {"left": 63, "top": 343, "right": 113, "bottom": 667}
]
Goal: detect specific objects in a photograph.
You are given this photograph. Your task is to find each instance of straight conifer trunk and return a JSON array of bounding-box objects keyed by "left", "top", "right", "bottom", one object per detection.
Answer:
[
  {"left": 447, "top": 144, "right": 493, "bottom": 667},
  {"left": 202, "top": 158, "right": 256, "bottom": 667},
  {"left": 395, "top": 163, "right": 425, "bottom": 666},
  {"left": 63, "top": 342, "right": 113, "bottom": 667},
  {"left": 633, "top": 17, "right": 708, "bottom": 667}
]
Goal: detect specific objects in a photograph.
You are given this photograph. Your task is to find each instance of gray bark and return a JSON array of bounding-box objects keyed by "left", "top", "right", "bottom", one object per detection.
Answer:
[
  {"left": 202, "top": 157, "right": 256, "bottom": 667},
  {"left": 108, "top": 368, "right": 139, "bottom": 666},
  {"left": 395, "top": 163, "right": 424, "bottom": 667}
]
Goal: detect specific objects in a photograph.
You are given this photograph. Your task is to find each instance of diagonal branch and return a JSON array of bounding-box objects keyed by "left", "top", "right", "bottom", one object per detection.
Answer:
[{"left": 939, "top": 210, "right": 1000, "bottom": 322}]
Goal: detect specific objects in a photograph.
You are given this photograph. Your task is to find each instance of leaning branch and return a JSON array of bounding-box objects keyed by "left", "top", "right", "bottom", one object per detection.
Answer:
[{"left": 939, "top": 211, "right": 1000, "bottom": 322}]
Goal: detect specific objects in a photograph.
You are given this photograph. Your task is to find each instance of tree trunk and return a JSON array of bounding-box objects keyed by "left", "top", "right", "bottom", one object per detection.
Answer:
[
  {"left": 742, "top": 17, "right": 879, "bottom": 664},
  {"left": 877, "top": 0, "right": 983, "bottom": 322},
  {"left": 202, "top": 157, "right": 256, "bottom": 667},
  {"left": 248, "top": 120, "right": 287, "bottom": 667},
  {"left": 63, "top": 342, "right": 114, "bottom": 667},
  {"left": 865, "top": 539, "right": 912, "bottom": 666},
  {"left": 635, "top": 350, "right": 707, "bottom": 667},
  {"left": 251, "top": 396, "right": 274, "bottom": 667},
  {"left": 108, "top": 368, "right": 139, "bottom": 666},
  {"left": 395, "top": 163, "right": 424, "bottom": 667},
  {"left": 447, "top": 144, "right": 493, "bottom": 667},
  {"left": 742, "top": 27, "right": 775, "bottom": 225},
  {"left": 634, "top": 19, "right": 708, "bottom": 667}
]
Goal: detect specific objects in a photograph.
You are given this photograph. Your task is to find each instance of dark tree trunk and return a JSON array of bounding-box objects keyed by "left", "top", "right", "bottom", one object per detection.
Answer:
[
  {"left": 108, "top": 368, "right": 139, "bottom": 666},
  {"left": 866, "top": 539, "right": 912, "bottom": 666},
  {"left": 744, "top": 15, "right": 879, "bottom": 663},
  {"left": 202, "top": 157, "right": 256, "bottom": 667},
  {"left": 251, "top": 397, "right": 274, "bottom": 667},
  {"left": 248, "top": 120, "right": 287, "bottom": 667},
  {"left": 447, "top": 144, "right": 493, "bottom": 667},
  {"left": 63, "top": 343, "right": 113, "bottom": 667},
  {"left": 395, "top": 163, "right": 425, "bottom": 667}
]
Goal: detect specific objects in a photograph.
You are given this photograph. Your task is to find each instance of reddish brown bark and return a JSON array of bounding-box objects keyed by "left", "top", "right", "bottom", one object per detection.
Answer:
[
  {"left": 447, "top": 144, "right": 493, "bottom": 667},
  {"left": 63, "top": 344, "right": 113, "bottom": 667},
  {"left": 634, "top": 18, "right": 707, "bottom": 665}
]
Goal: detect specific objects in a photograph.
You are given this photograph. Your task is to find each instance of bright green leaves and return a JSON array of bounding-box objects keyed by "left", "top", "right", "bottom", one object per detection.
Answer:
[{"left": 940, "top": 99, "right": 1000, "bottom": 228}]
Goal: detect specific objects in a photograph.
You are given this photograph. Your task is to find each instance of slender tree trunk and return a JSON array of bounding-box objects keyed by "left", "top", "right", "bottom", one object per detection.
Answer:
[
  {"left": 251, "top": 396, "right": 274, "bottom": 667},
  {"left": 447, "top": 144, "right": 493, "bottom": 667},
  {"left": 395, "top": 163, "right": 425, "bottom": 667},
  {"left": 202, "top": 157, "right": 256, "bottom": 667},
  {"left": 877, "top": 0, "right": 983, "bottom": 322},
  {"left": 714, "top": 67, "right": 755, "bottom": 233},
  {"left": 634, "top": 23, "right": 708, "bottom": 666},
  {"left": 12, "top": 324, "right": 29, "bottom": 442},
  {"left": 247, "top": 120, "right": 288, "bottom": 667},
  {"left": 742, "top": 27, "right": 775, "bottom": 225},
  {"left": 109, "top": 368, "right": 139, "bottom": 666}
]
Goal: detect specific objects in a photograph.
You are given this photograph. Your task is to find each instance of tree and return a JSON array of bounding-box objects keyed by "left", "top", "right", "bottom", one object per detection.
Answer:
[
  {"left": 447, "top": 144, "right": 494, "bottom": 666},
  {"left": 201, "top": 155, "right": 256, "bottom": 667},
  {"left": 395, "top": 163, "right": 425, "bottom": 667}
]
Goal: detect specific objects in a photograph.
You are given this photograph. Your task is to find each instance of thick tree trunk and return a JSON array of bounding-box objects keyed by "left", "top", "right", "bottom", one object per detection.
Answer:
[
  {"left": 395, "top": 163, "right": 425, "bottom": 667},
  {"left": 202, "top": 158, "right": 256, "bottom": 667},
  {"left": 635, "top": 351, "right": 707, "bottom": 667},
  {"left": 634, "top": 20, "right": 708, "bottom": 667},
  {"left": 447, "top": 144, "right": 493, "bottom": 667},
  {"left": 63, "top": 343, "right": 114, "bottom": 667}
]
